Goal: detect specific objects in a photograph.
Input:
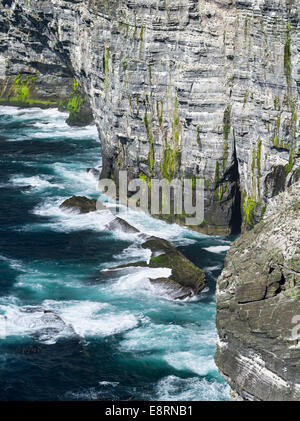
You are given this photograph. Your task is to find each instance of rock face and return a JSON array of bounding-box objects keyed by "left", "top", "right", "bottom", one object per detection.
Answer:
[
  {"left": 0, "top": 0, "right": 299, "bottom": 233},
  {"left": 215, "top": 181, "right": 300, "bottom": 401},
  {"left": 0, "top": 2, "right": 93, "bottom": 124}
]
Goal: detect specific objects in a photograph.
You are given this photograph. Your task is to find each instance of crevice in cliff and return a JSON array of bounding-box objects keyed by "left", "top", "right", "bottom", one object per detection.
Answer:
[
  {"left": 229, "top": 137, "right": 242, "bottom": 235},
  {"left": 274, "top": 273, "right": 286, "bottom": 296}
]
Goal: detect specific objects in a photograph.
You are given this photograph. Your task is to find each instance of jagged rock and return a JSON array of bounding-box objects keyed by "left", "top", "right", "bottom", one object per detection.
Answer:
[
  {"left": 86, "top": 167, "right": 101, "bottom": 179},
  {"left": 148, "top": 247, "right": 206, "bottom": 299},
  {"left": 107, "top": 233, "right": 206, "bottom": 299},
  {"left": 141, "top": 236, "right": 175, "bottom": 255},
  {"left": 60, "top": 196, "right": 98, "bottom": 213},
  {"left": 105, "top": 217, "right": 140, "bottom": 234},
  {"left": 215, "top": 182, "right": 300, "bottom": 401},
  {"left": 1, "top": 0, "right": 299, "bottom": 234}
]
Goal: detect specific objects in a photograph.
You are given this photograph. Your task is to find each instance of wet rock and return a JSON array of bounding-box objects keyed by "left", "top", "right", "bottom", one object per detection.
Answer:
[
  {"left": 107, "top": 233, "right": 206, "bottom": 299},
  {"left": 141, "top": 236, "right": 175, "bottom": 255},
  {"left": 105, "top": 217, "right": 140, "bottom": 234},
  {"left": 60, "top": 196, "right": 99, "bottom": 213},
  {"left": 66, "top": 102, "right": 94, "bottom": 127},
  {"left": 147, "top": 244, "right": 206, "bottom": 299}
]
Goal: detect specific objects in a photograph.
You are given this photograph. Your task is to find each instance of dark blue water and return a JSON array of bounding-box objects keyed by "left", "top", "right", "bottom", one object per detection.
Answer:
[{"left": 0, "top": 106, "right": 230, "bottom": 401}]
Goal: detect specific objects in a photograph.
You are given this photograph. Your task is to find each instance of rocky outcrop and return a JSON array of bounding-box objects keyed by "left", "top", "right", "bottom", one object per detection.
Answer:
[
  {"left": 215, "top": 181, "right": 300, "bottom": 401},
  {"left": 105, "top": 216, "right": 140, "bottom": 234},
  {"left": 0, "top": 0, "right": 299, "bottom": 233},
  {"left": 105, "top": 214, "right": 206, "bottom": 299},
  {"left": 143, "top": 236, "right": 206, "bottom": 299},
  {"left": 59, "top": 196, "right": 206, "bottom": 298},
  {"left": 60, "top": 195, "right": 99, "bottom": 213},
  {"left": 108, "top": 234, "right": 206, "bottom": 300}
]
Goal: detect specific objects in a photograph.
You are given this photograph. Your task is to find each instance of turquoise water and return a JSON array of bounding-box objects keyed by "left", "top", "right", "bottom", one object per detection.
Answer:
[{"left": 0, "top": 106, "right": 230, "bottom": 401}]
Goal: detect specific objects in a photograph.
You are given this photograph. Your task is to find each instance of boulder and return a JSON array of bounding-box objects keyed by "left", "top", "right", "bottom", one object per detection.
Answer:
[
  {"left": 105, "top": 217, "right": 140, "bottom": 234},
  {"left": 147, "top": 248, "right": 206, "bottom": 299},
  {"left": 107, "top": 233, "right": 206, "bottom": 299},
  {"left": 60, "top": 196, "right": 101, "bottom": 213}
]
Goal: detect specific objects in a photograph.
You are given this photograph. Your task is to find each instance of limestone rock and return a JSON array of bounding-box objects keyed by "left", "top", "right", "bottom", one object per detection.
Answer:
[
  {"left": 1, "top": 0, "right": 299, "bottom": 233},
  {"left": 215, "top": 182, "right": 300, "bottom": 401}
]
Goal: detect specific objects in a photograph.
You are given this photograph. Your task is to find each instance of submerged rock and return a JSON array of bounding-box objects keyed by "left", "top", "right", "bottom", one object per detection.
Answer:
[
  {"left": 215, "top": 182, "right": 300, "bottom": 401},
  {"left": 60, "top": 196, "right": 103, "bottom": 213}
]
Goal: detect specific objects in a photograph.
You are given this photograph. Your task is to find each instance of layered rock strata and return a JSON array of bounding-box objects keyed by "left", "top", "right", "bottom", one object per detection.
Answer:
[{"left": 0, "top": 0, "right": 299, "bottom": 233}]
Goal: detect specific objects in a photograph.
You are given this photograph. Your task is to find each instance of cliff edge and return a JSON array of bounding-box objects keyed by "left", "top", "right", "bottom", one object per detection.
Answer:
[
  {"left": 1, "top": 0, "right": 299, "bottom": 234},
  {"left": 215, "top": 181, "right": 300, "bottom": 400}
]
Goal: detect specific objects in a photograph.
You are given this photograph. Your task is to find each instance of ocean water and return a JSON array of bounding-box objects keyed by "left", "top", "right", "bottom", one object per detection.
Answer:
[{"left": 0, "top": 106, "right": 231, "bottom": 401}]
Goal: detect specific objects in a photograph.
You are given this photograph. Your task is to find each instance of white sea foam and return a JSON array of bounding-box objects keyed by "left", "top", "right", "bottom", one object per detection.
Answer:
[
  {"left": 117, "top": 206, "right": 203, "bottom": 246},
  {"left": 203, "top": 245, "right": 230, "bottom": 253},
  {"left": 0, "top": 299, "right": 139, "bottom": 344},
  {"left": 32, "top": 201, "right": 115, "bottom": 233},
  {"left": 0, "top": 303, "right": 74, "bottom": 344},
  {"left": 163, "top": 350, "right": 217, "bottom": 376},
  {"left": 0, "top": 255, "right": 27, "bottom": 272},
  {"left": 0, "top": 106, "right": 55, "bottom": 118},
  {"left": 113, "top": 244, "right": 151, "bottom": 265},
  {"left": 10, "top": 175, "right": 64, "bottom": 191},
  {"left": 120, "top": 320, "right": 217, "bottom": 354},
  {"left": 52, "top": 164, "right": 100, "bottom": 194},
  {"left": 0, "top": 106, "right": 98, "bottom": 142},
  {"left": 111, "top": 267, "right": 172, "bottom": 297},
  {"left": 30, "top": 124, "right": 98, "bottom": 140},
  {"left": 64, "top": 388, "right": 101, "bottom": 401},
  {"left": 156, "top": 375, "right": 230, "bottom": 401},
  {"left": 43, "top": 299, "right": 138, "bottom": 338},
  {"left": 64, "top": 381, "right": 120, "bottom": 401},
  {"left": 99, "top": 381, "right": 119, "bottom": 387}
]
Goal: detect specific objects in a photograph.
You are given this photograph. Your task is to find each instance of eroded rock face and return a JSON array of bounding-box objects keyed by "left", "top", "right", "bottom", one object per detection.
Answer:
[
  {"left": 0, "top": 0, "right": 300, "bottom": 234},
  {"left": 215, "top": 182, "right": 300, "bottom": 401}
]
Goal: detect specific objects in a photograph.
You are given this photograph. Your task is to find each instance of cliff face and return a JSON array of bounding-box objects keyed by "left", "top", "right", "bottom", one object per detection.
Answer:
[
  {"left": 0, "top": 0, "right": 299, "bottom": 234},
  {"left": 215, "top": 181, "right": 300, "bottom": 401}
]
